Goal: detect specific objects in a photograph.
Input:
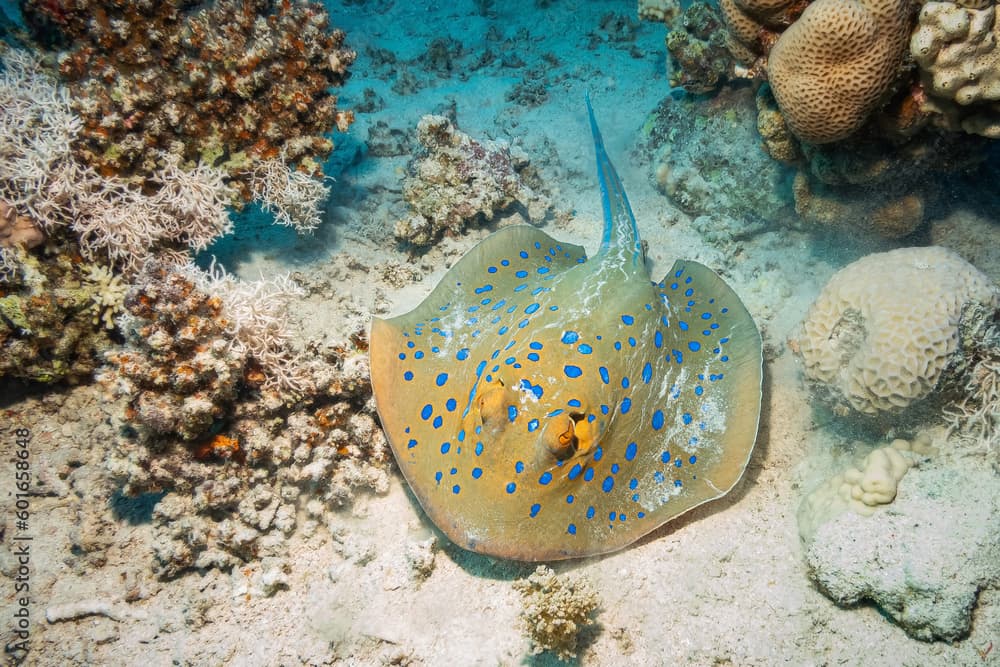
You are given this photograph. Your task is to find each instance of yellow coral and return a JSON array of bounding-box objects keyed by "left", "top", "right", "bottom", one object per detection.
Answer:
[
  {"left": 767, "top": 0, "right": 911, "bottom": 143},
  {"left": 797, "top": 433, "right": 939, "bottom": 541}
]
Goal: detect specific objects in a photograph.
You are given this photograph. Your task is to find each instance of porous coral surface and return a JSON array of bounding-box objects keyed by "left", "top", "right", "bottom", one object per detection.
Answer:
[
  {"left": 793, "top": 246, "right": 999, "bottom": 416},
  {"left": 912, "top": 1, "right": 1000, "bottom": 138},
  {"left": 767, "top": 0, "right": 912, "bottom": 143}
]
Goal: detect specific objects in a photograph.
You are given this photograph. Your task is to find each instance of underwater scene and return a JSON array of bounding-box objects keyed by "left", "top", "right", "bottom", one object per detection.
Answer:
[{"left": 1, "top": 0, "right": 999, "bottom": 664}]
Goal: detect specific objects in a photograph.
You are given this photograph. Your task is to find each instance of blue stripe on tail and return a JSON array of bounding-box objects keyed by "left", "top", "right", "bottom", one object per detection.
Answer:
[{"left": 585, "top": 94, "right": 642, "bottom": 263}]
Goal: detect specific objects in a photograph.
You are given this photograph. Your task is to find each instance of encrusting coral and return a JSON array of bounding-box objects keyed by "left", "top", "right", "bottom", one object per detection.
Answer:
[
  {"left": 395, "top": 115, "right": 554, "bottom": 247},
  {"left": 514, "top": 565, "right": 601, "bottom": 662},
  {"left": 791, "top": 246, "right": 1000, "bottom": 417},
  {"left": 0, "top": 240, "right": 121, "bottom": 384},
  {"left": 664, "top": 2, "right": 740, "bottom": 93}
]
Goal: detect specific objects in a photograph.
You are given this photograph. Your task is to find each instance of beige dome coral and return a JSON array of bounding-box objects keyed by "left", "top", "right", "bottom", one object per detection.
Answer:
[
  {"left": 792, "top": 246, "right": 999, "bottom": 416},
  {"left": 767, "top": 0, "right": 912, "bottom": 143}
]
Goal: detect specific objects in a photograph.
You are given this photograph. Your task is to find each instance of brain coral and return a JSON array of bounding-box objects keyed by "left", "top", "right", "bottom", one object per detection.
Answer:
[
  {"left": 792, "top": 246, "right": 999, "bottom": 416},
  {"left": 767, "top": 0, "right": 912, "bottom": 143}
]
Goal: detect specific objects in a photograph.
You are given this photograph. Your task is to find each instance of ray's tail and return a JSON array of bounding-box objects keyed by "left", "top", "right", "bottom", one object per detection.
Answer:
[{"left": 586, "top": 94, "right": 642, "bottom": 266}]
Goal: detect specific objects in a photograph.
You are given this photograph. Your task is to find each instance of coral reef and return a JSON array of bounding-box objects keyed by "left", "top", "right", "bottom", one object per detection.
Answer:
[
  {"left": 750, "top": 77, "right": 991, "bottom": 238},
  {"left": 395, "top": 115, "right": 554, "bottom": 247},
  {"left": 105, "top": 315, "right": 387, "bottom": 578},
  {"left": 0, "top": 48, "right": 236, "bottom": 272},
  {"left": 797, "top": 433, "right": 937, "bottom": 542},
  {"left": 802, "top": 459, "right": 1000, "bottom": 641},
  {"left": 0, "top": 241, "right": 119, "bottom": 383},
  {"left": 943, "top": 302, "right": 1000, "bottom": 456},
  {"left": 638, "top": 0, "right": 681, "bottom": 23},
  {"left": 766, "top": 0, "right": 912, "bottom": 144},
  {"left": 718, "top": 0, "right": 801, "bottom": 67},
  {"left": 104, "top": 263, "right": 247, "bottom": 441},
  {"left": 514, "top": 565, "right": 600, "bottom": 662},
  {"left": 791, "top": 246, "right": 999, "bottom": 417},
  {"left": 103, "top": 261, "right": 308, "bottom": 442},
  {"left": 22, "top": 0, "right": 355, "bottom": 196},
  {"left": 682, "top": 0, "right": 998, "bottom": 240}
]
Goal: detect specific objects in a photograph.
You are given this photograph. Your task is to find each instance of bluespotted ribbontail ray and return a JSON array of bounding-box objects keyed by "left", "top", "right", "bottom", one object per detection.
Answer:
[{"left": 370, "top": 99, "right": 763, "bottom": 561}]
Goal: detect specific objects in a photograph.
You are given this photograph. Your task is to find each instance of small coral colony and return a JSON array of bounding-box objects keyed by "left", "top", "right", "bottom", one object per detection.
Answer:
[{"left": 1, "top": 0, "right": 999, "bottom": 660}]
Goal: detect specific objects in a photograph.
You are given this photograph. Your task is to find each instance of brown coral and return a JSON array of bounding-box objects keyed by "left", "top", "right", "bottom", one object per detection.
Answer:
[
  {"left": 0, "top": 201, "right": 45, "bottom": 249},
  {"left": 767, "top": 0, "right": 912, "bottom": 144},
  {"left": 22, "top": 0, "right": 355, "bottom": 194},
  {"left": 104, "top": 263, "right": 246, "bottom": 440}
]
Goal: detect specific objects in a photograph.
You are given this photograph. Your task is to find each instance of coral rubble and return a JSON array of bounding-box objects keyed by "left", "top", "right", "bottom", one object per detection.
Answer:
[
  {"left": 395, "top": 115, "right": 554, "bottom": 247},
  {"left": 514, "top": 565, "right": 601, "bottom": 662}
]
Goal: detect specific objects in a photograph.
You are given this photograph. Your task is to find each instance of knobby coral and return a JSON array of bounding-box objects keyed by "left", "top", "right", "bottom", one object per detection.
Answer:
[{"left": 104, "top": 260, "right": 309, "bottom": 443}]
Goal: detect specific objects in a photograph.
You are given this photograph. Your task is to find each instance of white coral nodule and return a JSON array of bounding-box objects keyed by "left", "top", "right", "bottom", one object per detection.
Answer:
[{"left": 84, "top": 264, "right": 128, "bottom": 329}]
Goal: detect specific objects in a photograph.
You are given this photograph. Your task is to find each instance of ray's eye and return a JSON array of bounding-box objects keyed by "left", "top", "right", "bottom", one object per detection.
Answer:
[
  {"left": 570, "top": 412, "right": 597, "bottom": 456},
  {"left": 540, "top": 411, "right": 598, "bottom": 461},
  {"left": 541, "top": 413, "right": 577, "bottom": 460},
  {"left": 477, "top": 377, "right": 512, "bottom": 425}
]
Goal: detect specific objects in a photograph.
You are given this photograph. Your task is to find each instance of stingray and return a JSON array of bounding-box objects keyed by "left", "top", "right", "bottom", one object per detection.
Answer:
[{"left": 370, "top": 99, "right": 763, "bottom": 561}]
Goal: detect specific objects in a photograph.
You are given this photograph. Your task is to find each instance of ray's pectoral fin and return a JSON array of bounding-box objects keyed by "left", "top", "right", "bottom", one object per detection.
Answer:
[{"left": 662, "top": 258, "right": 763, "bottom": 492}]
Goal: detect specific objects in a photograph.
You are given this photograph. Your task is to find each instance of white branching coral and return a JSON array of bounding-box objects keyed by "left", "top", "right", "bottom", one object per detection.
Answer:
[
  {"left": 0, "top": 246, "right": 20, "bottom": 283},
  {"left": 1, "top": 48, "right": 326, "bottom": 276},
  {"left": 0, "top": 47, "right": 81, "bottom": 229},
  {"left": 0, "top": 49, "right": 234, "bottom": 273},
  {"left": 63, "top": 155, "right": 235, "bottom": 274},
  {"left": 249, "top": 156, "right": 330, "bottom": 232},
  {"left": 187, "top": 260, "right": 309, "bottom": 392}
]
